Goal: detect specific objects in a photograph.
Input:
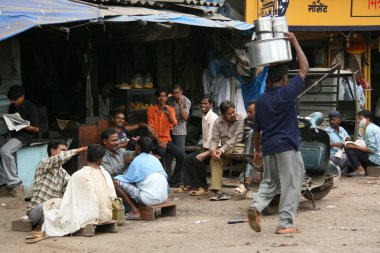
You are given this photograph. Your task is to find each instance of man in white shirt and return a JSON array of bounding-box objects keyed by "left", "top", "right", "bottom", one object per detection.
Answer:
[{"left": 183, "top": 96, "right": 218, "bottom": 196}]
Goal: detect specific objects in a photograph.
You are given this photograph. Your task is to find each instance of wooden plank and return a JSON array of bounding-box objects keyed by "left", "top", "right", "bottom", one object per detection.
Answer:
[{"left": 12, "top": 219, "right": 33, "bottom": 232}]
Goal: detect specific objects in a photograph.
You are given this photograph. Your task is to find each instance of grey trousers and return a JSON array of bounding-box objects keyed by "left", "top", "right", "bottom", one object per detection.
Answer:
[
  {"left": 0, "top": 138, "right": 23, "bottom": 186},
  {"left": 251, "top": 150, "right": 304, "bottom": 229},
  {"left": 27, "top": 203, "right": 44, "bottom": 225},
  {"left": 172, "top": 135, "right": 186, "bottom": 154}
]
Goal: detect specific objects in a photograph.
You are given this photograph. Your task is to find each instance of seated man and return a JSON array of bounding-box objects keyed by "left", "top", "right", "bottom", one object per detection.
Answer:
[
  {"left": 101, "top": 128, "right": 134, "bottom": 177},
  {"left": 325, "top": 111, "right": 350, "bottom": 175},
  {"left": 234, "top": 100, "right": 256, "bottom": 197},
  {"left": 147, "top": 88, "right": 184, "bottom": 188},
  {"left": 113, "top": 137, "right": 168, "bottom": 220},
  {"left": 183, "top": 96, "right": 218, "bottom": 196},
  {"left": 209, "top": 100, "right": 244, "bottom": 201},
  {"left": 42, "top": 144, "right": 116, "bottom": 237},
  {"left": 345, "top": 110, "right": 380, "bottom": 176},
  {"left": 111, "top": 111, "right": 154, "bottom": 149},
  {"left": 0, "top": 85, "right": 39, "bottom": 193},
  {"left": 26, "top": 140, "right": 87, "bottom": 228}
]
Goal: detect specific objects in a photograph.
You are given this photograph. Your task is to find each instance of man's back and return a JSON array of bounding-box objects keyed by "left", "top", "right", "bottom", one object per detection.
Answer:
[{"left": 255, "top": 75, "right": 305, "bottom": 156}]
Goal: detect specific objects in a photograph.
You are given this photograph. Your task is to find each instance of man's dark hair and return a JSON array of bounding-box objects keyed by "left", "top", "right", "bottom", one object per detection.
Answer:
[
  {"left": 87, "top": 144, "right": 106, "bottom": 162},
  {"left": 112, "top": 111, "right": 125, "bottom": 118},
  {"left": 172, "top": 84, "right": 182, "bottom": 92},
  {"left": 267, "top": 63, "right": 289, "bottom": 84},
  {"left": 154, "top": 88, "right": 169, "bottom": 98},
  {"left": 47, "top": 139, "right": 67, "bottom": 156},
  {"left": 126, "top": 139, "right": 137, "bottom": 151},
  {"left": 219, "top": 100, "right": 235, "bottom": 114},
  {"left": 101, "top": 128, "right": 118, "bottom": 141},
  {"left": 200, "top": 95, "right": 213, "bottom": 105},
  {"left": 358, "top": 110, "right": 374, "bottom": 121},
  {"left": 248, "top": 100, "right": 256, "bottom": 106},
  {"left": 7, "top": 85, "right": 25, "bottom": 100},
  {"left": 137, "top": 136, "right": 153, "bottom": 153}
]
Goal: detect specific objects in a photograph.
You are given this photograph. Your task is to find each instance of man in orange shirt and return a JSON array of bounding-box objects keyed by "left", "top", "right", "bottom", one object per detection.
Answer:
[{"left": 147, "top": 89, "right": 184, "bottom": 188}]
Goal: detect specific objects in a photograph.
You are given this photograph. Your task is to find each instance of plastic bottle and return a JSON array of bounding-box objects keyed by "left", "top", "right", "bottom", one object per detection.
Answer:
[{"left": 112, "top": 198, "right": 125, "bottom": 226}]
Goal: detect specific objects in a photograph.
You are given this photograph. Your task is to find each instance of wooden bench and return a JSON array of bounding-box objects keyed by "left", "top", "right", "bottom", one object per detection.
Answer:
[
  {"left": 367, "top": 166, "right": 380, "bottom": 177},
  {"left": 11, "top": 218, "right": 34, "bottom": 232},
  {"left": 73, "top": 220, "right": 118, "bottom": 237},
  {"left": 138, "top": 201, "right": 177, "bottom": 221}
]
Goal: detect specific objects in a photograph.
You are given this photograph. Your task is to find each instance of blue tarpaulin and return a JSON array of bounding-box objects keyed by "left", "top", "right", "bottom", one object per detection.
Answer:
[
  {"left": 0, "top": 1, "right": 253, "bottom": 42},
  {"left": 0, "top": 0, "right": 103, "bottom": 41}
]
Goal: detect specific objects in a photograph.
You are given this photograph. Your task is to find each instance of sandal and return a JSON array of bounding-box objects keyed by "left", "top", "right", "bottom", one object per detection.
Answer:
[
  {"left": 173, "top": 185, "right": 189, "bottom": 193},
  {"left": 233, "top": 184, "right": 247, "bottom": 195},
  {"left": 275, "top": 227, "right": 300, "bottom": 234},
  {"left": 25, "top": 231, "right": 47, "bottom": 244},
  {"left": 190, "top": 188, "right": 209, "bottom": 196},
  {"left": 210, "top": 192, "right": 222, "bottom": 201},
  {"left": 218, "top": 193, "right": 231, "bottom": 201},
  {"left": 248, "top": 207, "right": 261, "bottom": 232},
  {"left": 245, "top": 190, "right": 255, "bottom": 199}
]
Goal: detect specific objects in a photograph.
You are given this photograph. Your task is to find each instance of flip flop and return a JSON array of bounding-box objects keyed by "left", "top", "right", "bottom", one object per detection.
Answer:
[
  {"left": 275, "top": 227, "right": 300, "bottom": 234},
  {"left": 173, "top": 186, "right": 189, "bottom": 193},
  {"left": 189, "top": 188, "right": 209, "bottom": 196},
  {"left": 25, "top": 231, "right": 46, "bottom": 244},
  {"left": 218, "top": 193, "right": 231, "bottom": 201},
  {"left": 233, "top": 184, "right": 247, "bottom": 194},
  {"left": 346, "top": 171, "right": 366, "bottom": 177},
  {"left": 210, "top": 192, "right": 222, "bottom": 201},
  {"left": 125, "top": 214, "right": 143, "bottom": 220},
  {"left": 247, "top": 207, "right": 261, "bottom": 232}
]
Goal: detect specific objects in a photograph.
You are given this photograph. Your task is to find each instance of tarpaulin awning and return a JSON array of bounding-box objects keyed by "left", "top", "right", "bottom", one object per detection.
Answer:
[
  {"left": 0, "top": 0, "right": 103, "bottom": 42},
  {"left": 103, "top": 6, "right": 253, "bottom": 30}
]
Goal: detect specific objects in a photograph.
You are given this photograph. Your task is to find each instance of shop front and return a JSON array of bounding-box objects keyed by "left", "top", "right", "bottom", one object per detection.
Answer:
[
  {"left": 0, "top": 0, "right": 255, "bottom": 175},
  {"left": 245, "top": 0, "right": 380, "bottom": 112}
]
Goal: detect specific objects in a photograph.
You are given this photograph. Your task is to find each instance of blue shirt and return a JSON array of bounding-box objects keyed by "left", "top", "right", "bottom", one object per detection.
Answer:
[
  {"left": 254, "top": 74, "right": 304, "bottom": 156},
  {"left": 325, "top": 126, "right": 349, "bottom": 156},
  {"left": 365, "top": 123, "right": 380, "bottom": 165},
  {"left": 115, "top": 153, "right": 167, "bottom": 183}
]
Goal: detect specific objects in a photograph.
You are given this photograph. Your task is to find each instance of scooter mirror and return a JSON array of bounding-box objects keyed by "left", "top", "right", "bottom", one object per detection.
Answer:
[{"left": 308, "top": 112, "right": 324, "bottom": 128}]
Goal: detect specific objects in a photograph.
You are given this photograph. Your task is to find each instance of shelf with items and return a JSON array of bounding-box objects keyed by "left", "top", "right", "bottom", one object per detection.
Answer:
[{"left": 111, "top": 88, "right": 156, "bottom": 124}]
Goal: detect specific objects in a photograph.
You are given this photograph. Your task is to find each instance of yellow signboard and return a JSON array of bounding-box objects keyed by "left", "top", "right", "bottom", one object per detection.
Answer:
[
  {"left": 352, "top": 0, "right": 380, "bottom": 17},
  {"left": 245, "top": 0, "right": 380, "bottom": 30}
]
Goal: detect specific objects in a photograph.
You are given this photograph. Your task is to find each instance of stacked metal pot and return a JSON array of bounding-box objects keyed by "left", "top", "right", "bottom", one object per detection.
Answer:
[{"left": 245, "top": 16, "right": 292, "bottom": 68}]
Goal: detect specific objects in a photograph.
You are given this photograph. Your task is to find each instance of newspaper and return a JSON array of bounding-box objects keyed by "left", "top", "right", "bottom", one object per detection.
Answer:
[
  {"left": 335, "top": 139, "right": 366, "bottom": 158},
  {"left": 1, "top": 113, "right": 30, "bottom": 132}
]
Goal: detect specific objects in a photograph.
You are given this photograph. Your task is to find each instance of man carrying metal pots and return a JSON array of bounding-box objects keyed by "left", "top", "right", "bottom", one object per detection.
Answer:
[{"left": 247, "top": 32, "right": 309, "bottom": 234}]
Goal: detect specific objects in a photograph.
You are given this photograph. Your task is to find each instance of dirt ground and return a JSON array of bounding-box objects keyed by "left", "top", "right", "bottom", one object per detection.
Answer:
[{"left": 0, "top": 176, "right": 379, "bottom": 253}]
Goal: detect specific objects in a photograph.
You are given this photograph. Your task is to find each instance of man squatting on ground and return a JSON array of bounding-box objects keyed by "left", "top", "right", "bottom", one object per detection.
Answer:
[
  {"left": 248, "top": 32, "right": 309, "bottom": 234},
  {"left": 27, "top": 140, "right": 87, "bottom": 228},
  {"left": 113, "top": 137, "right": 168, "bottom": 220}
]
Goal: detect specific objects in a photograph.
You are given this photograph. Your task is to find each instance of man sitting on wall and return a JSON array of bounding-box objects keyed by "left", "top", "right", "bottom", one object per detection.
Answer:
[
  {"left": 209, "top": 100, "right": 244, "bottom": 201},
  {"left": 101, "top": 128, "right": 134, "bottom": 178},
  {"left": 41, "top": 144, "right": 116, "bottom": 237},
  {"left": 113, "top": 136, "right": 168, "bottom": 220},
  {"left": 0, "top": 85, "right": 39, "bottom": 194},
  {"left": 147, "top": 88, "right": 184, "bottom": 189},
  {"left": 183, "top": 95, "right": 218, "bottom": 196},
  {"left": 27, "top": 140, "right": 87, "bottom": 228},
  {"left": 111, "top": 111, "right": 155, "bottom": 150}
]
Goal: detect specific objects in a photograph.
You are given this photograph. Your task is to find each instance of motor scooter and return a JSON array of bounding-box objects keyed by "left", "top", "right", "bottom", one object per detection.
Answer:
[{"left": 248, "top": 112, "right": 340, "bottom": 214}]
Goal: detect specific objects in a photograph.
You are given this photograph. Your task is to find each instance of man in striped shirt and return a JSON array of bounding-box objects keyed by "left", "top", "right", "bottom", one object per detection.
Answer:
[{"left": 26, "top": 140, "right": 87, "bottom": 227}]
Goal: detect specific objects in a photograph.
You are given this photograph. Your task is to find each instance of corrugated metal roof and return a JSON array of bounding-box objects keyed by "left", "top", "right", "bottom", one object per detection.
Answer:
[{"left": 84, "top": 0, "right": 225, "bottom": 7}]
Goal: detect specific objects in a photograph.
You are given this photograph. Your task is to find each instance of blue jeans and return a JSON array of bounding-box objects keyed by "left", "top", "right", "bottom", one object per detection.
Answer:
[{"left": 152, "top": 141, "right": 184, "bottom": 186}]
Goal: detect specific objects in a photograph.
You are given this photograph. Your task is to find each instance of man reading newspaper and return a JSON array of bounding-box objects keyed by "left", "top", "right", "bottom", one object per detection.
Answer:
[{"left": 0, "top": 86, "right": 39, "bottom": 194}]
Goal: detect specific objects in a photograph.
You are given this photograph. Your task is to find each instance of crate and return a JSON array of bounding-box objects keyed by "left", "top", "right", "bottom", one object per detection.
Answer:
[
  {"left": 138, "top": 201, "right": 177, "bottom": 221},
  {"left": 11, "top": 218, "right": 33, "bottom": 232}
]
